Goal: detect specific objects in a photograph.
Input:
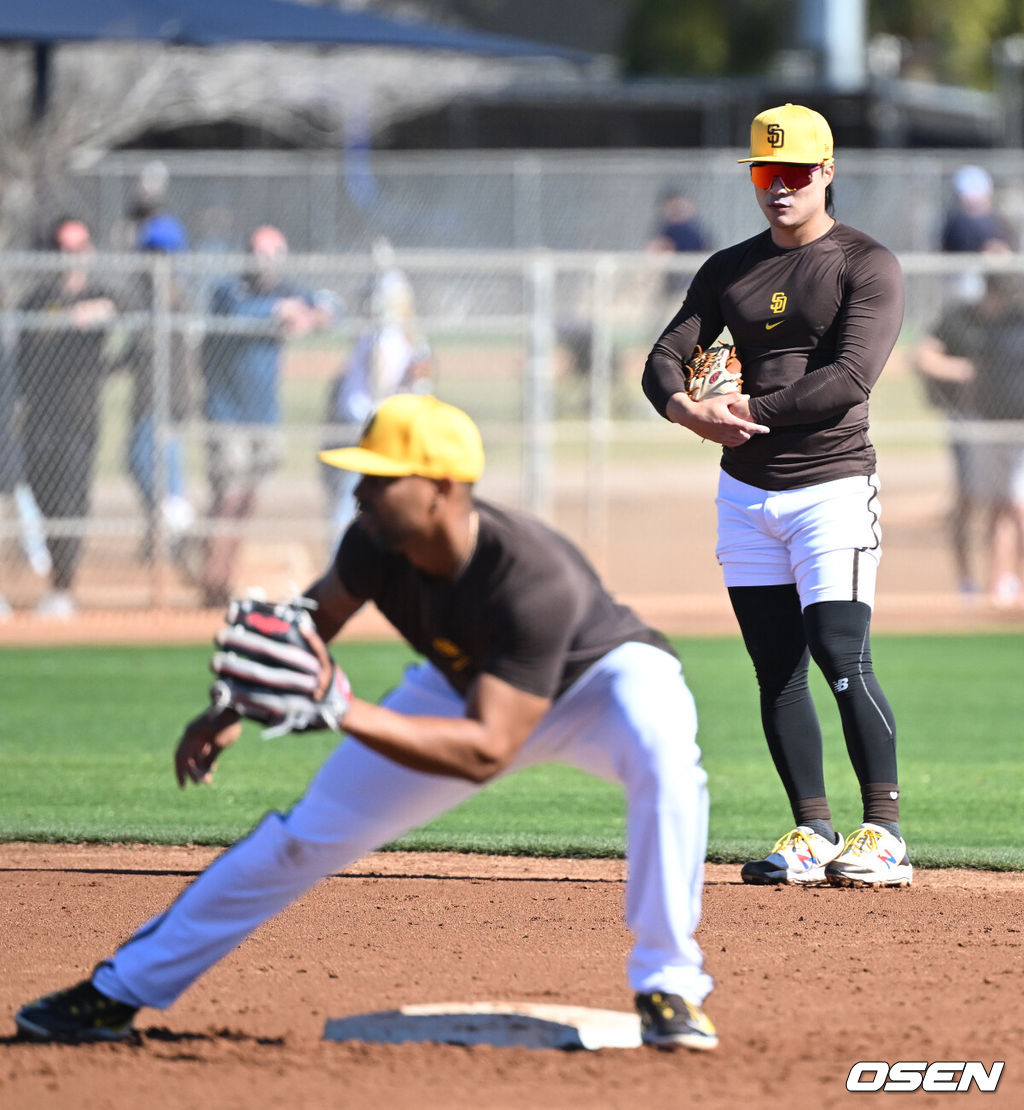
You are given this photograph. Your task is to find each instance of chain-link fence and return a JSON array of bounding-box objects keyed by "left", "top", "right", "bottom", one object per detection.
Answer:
[
  {"left": 54, "top": 148, "right": 1024, "bottom": 256},
  {"left": 1, "top": 245, "right": 1023, "bottom": 616}
]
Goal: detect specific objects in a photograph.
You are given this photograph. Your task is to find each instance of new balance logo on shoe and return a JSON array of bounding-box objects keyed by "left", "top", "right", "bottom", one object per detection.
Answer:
[
  {"left": 740, "top": 826, "right": 844, "bottom": 886},
  {"left": 826, "top": 824, "right": 913, "bottom": 888}
]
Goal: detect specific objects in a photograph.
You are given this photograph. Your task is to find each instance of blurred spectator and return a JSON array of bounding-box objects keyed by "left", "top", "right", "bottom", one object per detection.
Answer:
[
  {"left": 124, "top": 213, "right": 197, "bottom": 560},
  {"left": 940, "top": 165, "right": 1015, "bottom": 302},
  {"left": 109, "top": 159, "right": 172, "bottom": 251},
  {"left": 130, "top": 160, "right": 171, "bottom": 223},
  {"left": 321, "top": 241, "right": 432, "bottom": 543},
  {"left": 198, "top": 225, "right": 338, "bottom": 607},
  {"left": 941, "top": 166, "right": 1015, "bottom": 253},
  {"left": 0, "top": 317, "right": 21, "bottom": 618},
  {"left": 16, "top": 218, "right": 120, "bottom": 618},
  {"left": 554, "top": 317, "right": 622, "bottom": 401},
  {"left": 647, "top": 186, "right": 710, "bottom": 307},
  {"left": 0, "top": 304, "right": 51, "bottom": 618},
  {"left": 914, "top": 273, "right": 1024, "bottom": 606},
  {"left": 913, "top": 288, "right": 985, "bottom": 595}
]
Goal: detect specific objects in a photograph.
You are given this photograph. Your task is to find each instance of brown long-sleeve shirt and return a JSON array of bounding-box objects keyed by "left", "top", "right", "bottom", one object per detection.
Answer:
[
  {"left": 335, "top": 499, "right": 674, "bottom": 700},
  {"left": 642, "top": 221, "right": 905, "bottom": 490}
]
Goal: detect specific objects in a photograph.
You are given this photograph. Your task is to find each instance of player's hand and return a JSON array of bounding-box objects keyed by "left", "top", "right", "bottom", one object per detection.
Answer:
[
  {"left": 726, "top": 394, "right": 755, "bottom": 422},
  {"left": 666, "top": 391, "right": 769, "bottom": 447},
  {"left": 174, "top": 706, "right": 243, "bottom": 789}
]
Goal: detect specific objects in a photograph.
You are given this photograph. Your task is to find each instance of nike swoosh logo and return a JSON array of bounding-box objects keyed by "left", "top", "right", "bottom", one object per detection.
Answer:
[{"left": 765, "top": 320, "right": 783, "bottom": 330}]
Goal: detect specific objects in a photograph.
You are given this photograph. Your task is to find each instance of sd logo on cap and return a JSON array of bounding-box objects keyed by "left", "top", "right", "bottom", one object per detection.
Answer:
[{"left": 738, "top": 103, "right": 834, "bottom": 165}]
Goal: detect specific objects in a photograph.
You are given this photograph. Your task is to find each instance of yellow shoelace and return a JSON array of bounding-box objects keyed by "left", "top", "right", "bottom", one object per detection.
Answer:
[
  {"left": 842, "top": 826, "right": 882, "bottom": 856},
  {"left": 772, "top": 828, "right": 813, "bottom": 853}
]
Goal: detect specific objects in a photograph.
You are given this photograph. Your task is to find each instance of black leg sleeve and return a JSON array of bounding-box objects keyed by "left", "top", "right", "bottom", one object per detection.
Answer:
[
  {"left": 803, "top": 600, "right": 900, "bottom": 824},
  {"left": 728, "top": 585, "right": 830, "bottom": 822}
]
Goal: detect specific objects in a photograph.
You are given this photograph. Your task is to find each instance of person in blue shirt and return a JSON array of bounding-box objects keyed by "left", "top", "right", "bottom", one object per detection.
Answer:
[
  {"left": 646, "top": 186, "right": 710, "bottom": 308},
  {"left": 940, "top": 165, "right": 1014, "bottom": 255},
  {"left": 199, "top": 226, "right": 336, "bottom": 607}
]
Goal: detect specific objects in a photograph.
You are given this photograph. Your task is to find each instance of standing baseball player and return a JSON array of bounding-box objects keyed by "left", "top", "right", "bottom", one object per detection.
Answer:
[
  {"left": 642, "top": 103, "right": 912, "bottom": 889},
  {"left": 16, "top": 394, "right": 716, "bottom": 1050}
]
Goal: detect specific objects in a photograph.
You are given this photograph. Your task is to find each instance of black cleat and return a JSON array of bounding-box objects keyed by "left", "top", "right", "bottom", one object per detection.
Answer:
[
  {"left": 16, "top": 979, "right": 138, "bottom": 1043},
  {"left": 635, "top": 991, "right": 718, "bottom": 1050}
]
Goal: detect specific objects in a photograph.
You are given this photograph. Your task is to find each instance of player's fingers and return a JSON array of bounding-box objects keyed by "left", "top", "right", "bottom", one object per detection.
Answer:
[
  {"left": 188, "top": 750, "right": 215, "bottom": 786},
  {"left": 175, "top": 749, "right": 189, "bottom": 789},
  {"left": 176, "top": 740, "right": 208, "bottom": 788},
  {"left": 732, "top": 415, "right": 769, "bottom": 434},
  {"left": 177, "top": 751, "right": 198, "bottom": 789},
  {"left": 298, "top": 622, "right": 335, "bottom": 698},
  {"left": 728, "top": 395, "right": 769, "bottom": 434}
]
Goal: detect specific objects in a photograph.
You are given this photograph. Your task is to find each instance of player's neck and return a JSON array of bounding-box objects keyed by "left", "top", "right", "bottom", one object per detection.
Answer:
[
  {"left": 451, "top": 510, "right": 480, "bottom": 580},
  {"left": 409, "top": 509, "right": 479, "bottom": 580},
  {"left": 770, "top": 212, "right": 835, "bottom": 249}
]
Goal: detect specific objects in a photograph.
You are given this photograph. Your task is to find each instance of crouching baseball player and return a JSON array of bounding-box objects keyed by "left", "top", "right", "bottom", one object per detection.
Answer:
[{"left": 16, "top": 394, "right": 717, "bottom": 1051}]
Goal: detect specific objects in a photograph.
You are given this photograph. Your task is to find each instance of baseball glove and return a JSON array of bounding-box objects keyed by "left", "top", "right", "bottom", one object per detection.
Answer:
[
  {"left": 210, "top": 597, "right": 352, "bottom": 740},
  {"left": 684, "top": 343, "right": 743, "bottom": 402}
]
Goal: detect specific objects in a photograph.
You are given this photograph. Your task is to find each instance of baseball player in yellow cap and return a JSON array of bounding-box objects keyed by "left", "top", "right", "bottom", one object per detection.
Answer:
[
  {"left": 17, "top": 394, "right": 717, "bottom": 1051},
  {"left": 643, "top": 103, "right": 913, "bottom": 889}
]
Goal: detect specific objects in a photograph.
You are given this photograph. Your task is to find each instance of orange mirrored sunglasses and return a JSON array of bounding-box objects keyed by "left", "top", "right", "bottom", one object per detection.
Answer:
[{"left": 749, "top": 163, "right": 825, "bottom": 191}]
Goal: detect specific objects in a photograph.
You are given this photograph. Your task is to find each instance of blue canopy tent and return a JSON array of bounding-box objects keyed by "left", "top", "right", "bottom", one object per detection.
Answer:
[{"left": 0, "top": 0, "right": 592, "bottom": 120}]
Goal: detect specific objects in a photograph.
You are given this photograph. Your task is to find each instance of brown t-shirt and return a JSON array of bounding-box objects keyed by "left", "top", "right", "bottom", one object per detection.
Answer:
[
  {"left": 334, "top": 500, "right": 675, "bottom": 700},
  {"left": 642, "top": 221, "right": 905, "bottom": 490}
]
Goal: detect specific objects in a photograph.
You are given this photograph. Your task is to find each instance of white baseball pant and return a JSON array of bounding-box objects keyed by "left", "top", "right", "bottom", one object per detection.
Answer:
[
  {"left": 716, "top": 471, "right": 883, "bottom": 608},
  {"left": 94, "top": 641, "right": 713, "bottom": 1009}
]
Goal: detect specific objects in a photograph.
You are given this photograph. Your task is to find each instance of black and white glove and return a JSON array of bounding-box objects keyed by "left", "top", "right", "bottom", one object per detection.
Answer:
[{"left": 210, "top": 597, "right": 352, "bottom": 740}]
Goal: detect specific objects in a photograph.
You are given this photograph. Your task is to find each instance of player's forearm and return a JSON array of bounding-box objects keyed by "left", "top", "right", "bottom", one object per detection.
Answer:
[
  {"left": 642, "top": 310, "right": 718, "bottom": 418},
  {"left": 664, "top": 390, "right": 701, "bottom": 429},
  {"left": 642, "top": 348, "right": 690, "bottom": 418},
  {"left": 747, "top": 362, "right": 866, "bottom": 426},
  {"left": 303, "top": 571, "right": 364, "bottom": 642},
  {"left": 341, "top": 698, "right": 517, "bottom": 782}
]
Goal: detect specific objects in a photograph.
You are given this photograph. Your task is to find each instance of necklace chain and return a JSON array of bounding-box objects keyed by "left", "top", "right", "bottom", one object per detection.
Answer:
[{"left": 454, "top": 511, "right": 479, "bottom": 578}]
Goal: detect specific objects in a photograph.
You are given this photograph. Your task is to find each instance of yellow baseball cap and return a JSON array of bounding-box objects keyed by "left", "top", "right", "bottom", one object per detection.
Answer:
[
  {"left": 318, "top": 394, "right": 485, "bottom": 482},
  {"left": 738, "top": 103, "right": 834, "bottom": 165}
]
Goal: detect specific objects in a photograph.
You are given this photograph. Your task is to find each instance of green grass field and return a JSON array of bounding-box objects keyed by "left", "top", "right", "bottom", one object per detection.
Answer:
[{"left": 1, "top": 633, "right": 1021, "bottom": 869}]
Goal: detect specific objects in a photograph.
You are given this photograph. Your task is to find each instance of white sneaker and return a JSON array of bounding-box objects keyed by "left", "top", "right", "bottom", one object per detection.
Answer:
[
  {"left": 34, "top": 590, "right": 76, "bottom": 620},
  {"left": 740, "top": 826, "right": 845, "bottom": 886},
  {"left": 161, "top": 495, "right": 196, "bottom": 536},
  {"left": 825, "top": 823, "right": 913, "bottom": 888},
  {"left": 991, "top": 574, "right": 1021, "bottom": 609}
]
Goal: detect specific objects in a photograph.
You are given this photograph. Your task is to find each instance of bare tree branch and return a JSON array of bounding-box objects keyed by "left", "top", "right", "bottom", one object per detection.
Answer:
[{"left": 0, "top": 41, "right": 565, "bottom": 246}]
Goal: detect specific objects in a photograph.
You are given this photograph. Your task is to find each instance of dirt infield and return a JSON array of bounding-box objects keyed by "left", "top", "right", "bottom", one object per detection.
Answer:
[
  {"left": 2, "top": 844, "right": 1021, "bottom": 1109},
  {"left": 2, "top": 431, "right": 1021, "bottom": 1106}
]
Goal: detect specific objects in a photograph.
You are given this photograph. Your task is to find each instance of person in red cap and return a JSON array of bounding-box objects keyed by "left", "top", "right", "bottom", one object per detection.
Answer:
[
  {"left": 17, "top": 393, "right": 717, "bottom": 1052},
  {"left": 643, "top": 103, "right": 913, "bottom": 890}
]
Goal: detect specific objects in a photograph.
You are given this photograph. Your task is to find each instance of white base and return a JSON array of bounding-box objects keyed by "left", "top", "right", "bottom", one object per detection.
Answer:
[{"left": 323, "top": 1001, "right": 643, "bottom": 1050}]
